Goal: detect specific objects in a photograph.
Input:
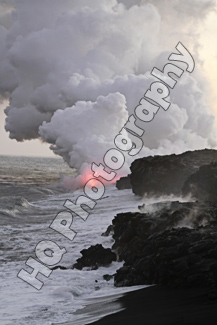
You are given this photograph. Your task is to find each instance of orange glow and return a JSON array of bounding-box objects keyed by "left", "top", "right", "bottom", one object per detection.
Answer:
[{"left": 79, "top": 165, "right": 124, "bottom": 187}]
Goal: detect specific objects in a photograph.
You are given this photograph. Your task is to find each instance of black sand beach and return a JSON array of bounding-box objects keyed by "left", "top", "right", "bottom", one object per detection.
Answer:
[{"left": 90, "top": 285, "right": 217, "bottom": 325}]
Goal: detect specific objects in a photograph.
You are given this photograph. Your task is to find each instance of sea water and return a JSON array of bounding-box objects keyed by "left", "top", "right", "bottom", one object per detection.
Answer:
[{"left": 0, "top": 155, "right": 147, "bottom": 325}]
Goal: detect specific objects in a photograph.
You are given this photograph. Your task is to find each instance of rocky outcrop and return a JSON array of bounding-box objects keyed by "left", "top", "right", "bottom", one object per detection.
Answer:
[
  {"left": 103, "top": 274, "right": 114, "bottom": 281},
  {"left": 110, "top": 201, "right": 217, "bottom": 289},
  {"left": 116, "top": 175, "right": 131, "bottom": 190},
  {"left": 101, "top": 225, "right": 114, "bottom": 237},
  {"left": 118, "top": 149, "right": 217, "bottom": 197},
  {"left": 182, "top": 162, "right": 217, "bottom": 202},
  {"left": 73, "top": 244, "right": 117, "bottom": 270}
]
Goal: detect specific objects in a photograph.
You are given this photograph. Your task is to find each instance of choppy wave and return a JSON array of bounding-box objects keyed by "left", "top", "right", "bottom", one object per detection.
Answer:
[{"left": 0, "top": 197, "right": 37, "bottom": 219}]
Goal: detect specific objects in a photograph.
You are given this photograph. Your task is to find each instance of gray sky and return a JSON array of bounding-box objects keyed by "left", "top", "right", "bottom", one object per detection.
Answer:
[{"left": 0, "top": 1, "right": 217, "bottom": 160}]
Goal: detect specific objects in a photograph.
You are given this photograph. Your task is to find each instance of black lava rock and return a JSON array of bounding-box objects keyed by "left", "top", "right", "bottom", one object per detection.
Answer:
[
  {"left": 110, "top": 201, "right": 217, "bottom": 289},
  {"left": 116, "top": 175, "right": 132, "bottom": 190},
  {"left": 182, "top": 162, "right": 217, "bottom": 202},
  {"left": 120, "top": 149, "right": 217, "bottom": 197},
  {"left": 73, "top": 244, "right": 117, "bottom": 270},
  {"left": 103, "top": 274, "right": 114, "bottom": 281},
  {"left": 101, "top": 225, "right": 114, "bottom": 237}
]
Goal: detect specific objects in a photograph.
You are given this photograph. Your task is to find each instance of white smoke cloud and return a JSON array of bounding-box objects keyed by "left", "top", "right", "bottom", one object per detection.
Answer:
[
  {"left": 0, "top": 0, "right": 216, "bottom": 176},
  {"left": 39, "top": 92, "right": 128, "bottom": 169}
]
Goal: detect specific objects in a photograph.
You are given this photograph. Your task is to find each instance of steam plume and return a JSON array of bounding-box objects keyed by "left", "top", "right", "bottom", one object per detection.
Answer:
[{"left": 0, "top": 0, "right": 216, "bottom": 175}]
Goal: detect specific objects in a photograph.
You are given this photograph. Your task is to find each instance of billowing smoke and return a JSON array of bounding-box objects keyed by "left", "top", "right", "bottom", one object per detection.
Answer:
[
  {"left": 40, "top": 92, "right": 128, "bottom": 169},
  {"left": 0, "top": 0, "right": 216, "bottom": 178}
]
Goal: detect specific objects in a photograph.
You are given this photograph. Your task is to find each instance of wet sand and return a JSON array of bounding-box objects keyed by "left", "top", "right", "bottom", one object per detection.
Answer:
[{"left": 89, "top": 285, "right": 217, "bottom": 325}]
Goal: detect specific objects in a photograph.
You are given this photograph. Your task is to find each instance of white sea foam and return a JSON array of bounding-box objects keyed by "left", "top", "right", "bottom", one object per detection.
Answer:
[{"left": 0, "top": 184, "right": 148, "bottom": 324}]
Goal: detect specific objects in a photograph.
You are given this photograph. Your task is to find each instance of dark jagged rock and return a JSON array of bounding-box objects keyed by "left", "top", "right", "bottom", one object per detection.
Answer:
[
  {"left": 182, "top": 162, "right": 217, "bottom": 202},
  {"left": 121, "top": 149, "right": 217, "bottom": 196},
  {"left": 101, "top": 225, "right": 114, "bottom": 237},
  {"left": 103, "top": 274, "right": 114, "bottom": 281},
  {"left": 51, "top": 265, "right": 67, "bottom": 270},
  {"left": 116, "top": 175, "right": 131, "bottom": 190},
  {"left": 110, "top": 201, "right": 217, "bottom": 289},
  {"left": 73, "top": 244, "right": 117, "bottom": 270}
]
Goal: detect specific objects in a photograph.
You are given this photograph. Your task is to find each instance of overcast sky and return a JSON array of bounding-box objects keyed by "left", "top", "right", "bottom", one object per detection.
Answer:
[{"left": 0, "top": 0, "right": 217, "bottom": 160}]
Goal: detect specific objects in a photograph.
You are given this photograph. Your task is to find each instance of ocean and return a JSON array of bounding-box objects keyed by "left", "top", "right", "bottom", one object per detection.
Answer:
[{"left": 0, "top": 155, "right": 146, "bottom": 324}]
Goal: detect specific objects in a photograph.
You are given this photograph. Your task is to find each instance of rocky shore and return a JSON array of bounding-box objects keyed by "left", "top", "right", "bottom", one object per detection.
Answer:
[
  {"left": 116, "top": 149, "right": 217, "bottom": 198},
  {"left": 112, "top": 201, "right": 217, "bottom": 291},
  {"left": 73, "top": 149, "right": 217, "bottom": 324}
]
